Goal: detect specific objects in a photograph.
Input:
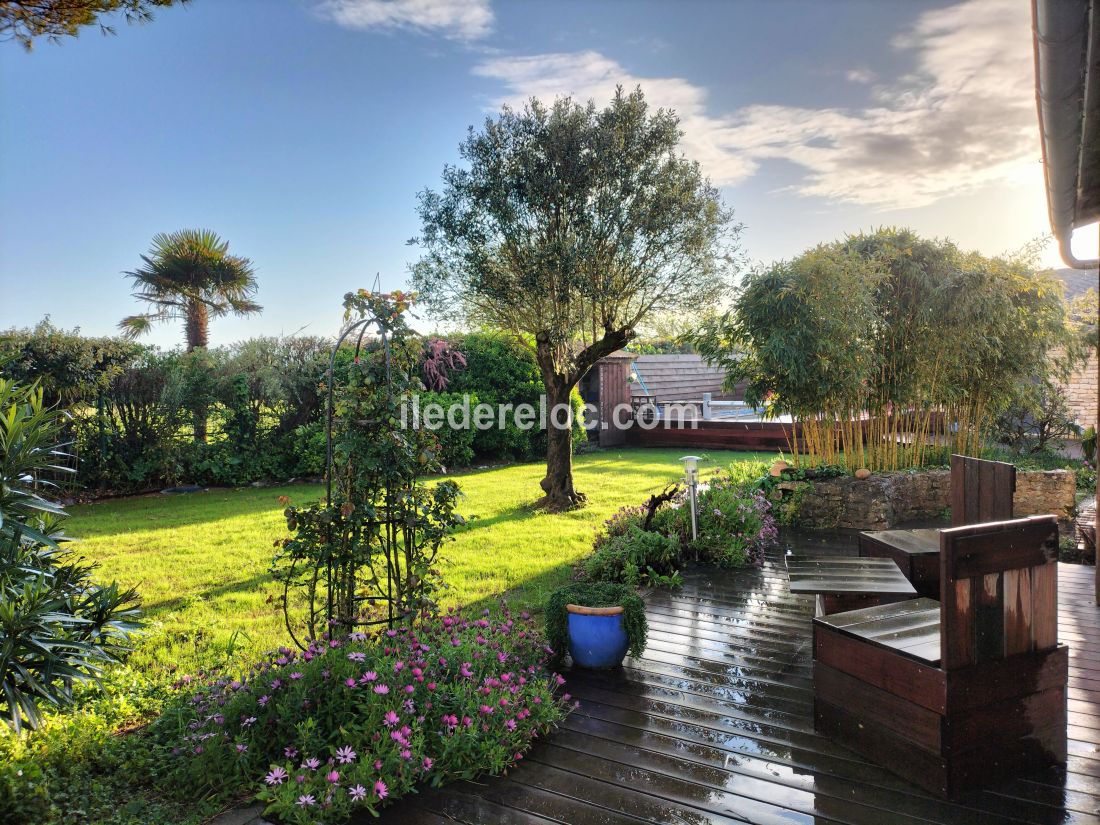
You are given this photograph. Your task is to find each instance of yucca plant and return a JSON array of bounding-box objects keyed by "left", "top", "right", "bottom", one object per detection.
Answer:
[{"left": 0, "top": 373, "right": 142, "bottom": 731}]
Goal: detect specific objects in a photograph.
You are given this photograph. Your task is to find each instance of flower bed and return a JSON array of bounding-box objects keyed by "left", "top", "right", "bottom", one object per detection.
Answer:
[
  {"left": 580, "top": 472, "right": 778, "bottom": 586},
  {"left": 156, "top": 605, "right": 569, "bottom": 823}
]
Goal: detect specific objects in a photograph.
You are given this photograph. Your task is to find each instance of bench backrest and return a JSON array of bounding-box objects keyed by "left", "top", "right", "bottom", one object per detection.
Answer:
[
  {"left": 950, "top": 454, "right": 1015, "bottom": 526},
  {"left": 939, "top": 515, "right": 1059, "bottom": 669}
]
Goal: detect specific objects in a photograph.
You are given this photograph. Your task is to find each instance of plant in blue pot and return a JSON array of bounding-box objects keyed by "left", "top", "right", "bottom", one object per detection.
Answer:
[{"left": 545, "top": 583, "right": 647, "bottom": 669}]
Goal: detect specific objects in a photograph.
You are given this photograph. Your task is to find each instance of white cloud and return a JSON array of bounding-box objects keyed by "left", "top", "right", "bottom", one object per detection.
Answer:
[
  {"left": 473, "top": 0, "right": 1038, "bottom": 209},
  {"left": 316, "top": 0, "right": 492, "bottom": 41},
  {"left": 473, "top": 51, "right": 761, "bottom": 185}
]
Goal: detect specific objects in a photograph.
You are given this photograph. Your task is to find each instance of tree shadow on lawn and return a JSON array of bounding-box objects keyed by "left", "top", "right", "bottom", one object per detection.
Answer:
[
  {"left": 141, "top": 571, "right": 276, "bottom": 614},
  {"left": 458, "top": 559, "right": 579, "bottom": 620},
  {"left": 455, "top": 501, "right": 560, "bottom": 533}
]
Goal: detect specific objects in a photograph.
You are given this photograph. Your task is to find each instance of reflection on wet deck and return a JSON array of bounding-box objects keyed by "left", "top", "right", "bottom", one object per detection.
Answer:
[{"left": 378, "top": 530, "right": 1100, "bottom": 824}]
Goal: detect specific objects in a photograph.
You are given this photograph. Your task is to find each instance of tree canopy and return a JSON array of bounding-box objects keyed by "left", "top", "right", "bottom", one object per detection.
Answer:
[
  {"left": 119, "top": 228, "right": 261, "bottom": 352},
  {"left": 689, "top": 228, "right": 1073, "bottom": 469},
  {"left": 412, "top": 87, "right": 739, "bottom": 508},
  {"left": 1, "top": 0, "right": 186, "bottom": 49}
]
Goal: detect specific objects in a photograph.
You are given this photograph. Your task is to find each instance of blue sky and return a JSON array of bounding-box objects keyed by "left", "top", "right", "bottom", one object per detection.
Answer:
[{"left": 2, "top": 0, "right": 1096, "bottom": 349}]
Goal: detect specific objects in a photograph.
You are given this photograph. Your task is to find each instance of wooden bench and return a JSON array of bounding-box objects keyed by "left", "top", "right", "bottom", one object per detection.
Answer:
[
  {"left": 814, "top": 515, "right": 1067, "bottom": 797},
  {"left": 860, "top": 454, "right": 1016, "bottom": 597}
]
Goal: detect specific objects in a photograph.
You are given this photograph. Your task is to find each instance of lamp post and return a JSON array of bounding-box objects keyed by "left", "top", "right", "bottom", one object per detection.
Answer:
[{"left": 680, "top": 455, "right": 701, "bottom": 542}]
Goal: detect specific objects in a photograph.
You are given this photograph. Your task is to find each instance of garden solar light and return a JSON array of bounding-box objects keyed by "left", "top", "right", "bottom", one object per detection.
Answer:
[{"left": 681, "top": 456, "right": 702, "bottom": 541}]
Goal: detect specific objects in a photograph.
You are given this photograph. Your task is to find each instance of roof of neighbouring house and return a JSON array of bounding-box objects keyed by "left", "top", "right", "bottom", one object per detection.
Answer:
[
  {"left": 1048, "top": 266, "right": 1099, "bottom": 301},
  {"left": 629, "top": 353, "right": 734, "bottom": 401}
]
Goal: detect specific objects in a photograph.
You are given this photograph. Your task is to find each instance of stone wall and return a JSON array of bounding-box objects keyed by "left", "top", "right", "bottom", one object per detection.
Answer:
[
  {"left": 1062, "top": 349, "right": 1098, "bottom": 434},
  {"left": 787, "top": 468, "right": 1076, "bottom": 531},
  {"left": 1014, "top": 470, "right": 1079, "bottom": 520}
]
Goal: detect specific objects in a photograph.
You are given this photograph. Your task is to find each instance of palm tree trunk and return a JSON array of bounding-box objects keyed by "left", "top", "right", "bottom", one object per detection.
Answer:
[
  {"left": 185, "top": 300, "right": 210, "bottom": 442},
  {"left": 185, "top": 300, "right": 210, "bottom": 351}
]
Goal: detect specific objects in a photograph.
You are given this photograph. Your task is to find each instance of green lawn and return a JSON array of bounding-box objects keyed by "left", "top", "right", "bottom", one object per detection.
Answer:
[{"left": 68, "top": 447, "right": 771, "bottom": 679}]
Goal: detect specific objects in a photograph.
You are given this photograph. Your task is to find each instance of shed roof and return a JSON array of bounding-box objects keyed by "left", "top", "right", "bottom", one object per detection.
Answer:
[{"left": 629, "top": 354, "right": 733, "bottom": 401}]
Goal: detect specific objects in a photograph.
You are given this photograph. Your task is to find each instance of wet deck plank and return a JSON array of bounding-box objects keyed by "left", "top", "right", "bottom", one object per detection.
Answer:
[{"left": 377, "top": 533, "right": 1100, "bottom": 824}]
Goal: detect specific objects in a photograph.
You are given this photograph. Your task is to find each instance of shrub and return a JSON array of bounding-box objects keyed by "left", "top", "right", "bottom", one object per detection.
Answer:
[
  {"left": 417, "top": 390, "right": 479, "bottom": 469},
  {"left": 580, "top": 473, "right": 776, "bottom": 587},
  {"left": 290, "top": 420, "right": 327, "bottom": 477},
  {"left": 0, "top": 319, "right": 141, "bottom": 408},
  {"left": 442, "top": 332, "right": 586, "bottom": 460},
  {"left": 582, "top": 524, "right": 682, "bottom": 587},
  {"left": 692, "top": 479, "right": 778, "bottom": 567},
  {"left": 156, "top": 606, "right": 568, "bottom": 823},
  {"left": 545, "top": 583, "right": 647, "bottom": 661},
  {"left": 993, "top": 377, "right": 1081, "bottom": 455},
  {"left": 0, "top": 375, "right": 143, "bottom": 731},
  {"left": 1078, "top": 463, "right": 1096, "bottom": 494},
  {"left": 1083, "top": 426, "right": 1097, "bottom": 464}
]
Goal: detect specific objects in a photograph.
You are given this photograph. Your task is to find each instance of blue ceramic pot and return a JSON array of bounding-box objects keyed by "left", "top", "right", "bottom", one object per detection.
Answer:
[{"left": 566, "top": 604, "right": 629, "bottom": 668}]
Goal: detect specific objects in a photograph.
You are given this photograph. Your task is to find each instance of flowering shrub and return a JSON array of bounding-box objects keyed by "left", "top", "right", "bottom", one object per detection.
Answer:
[
  {"left": 580, "top": 474, "right": 777, "bottom": 585},
  {"left": 156, "top": 605, "right": 569, "bottom": 823},
  {"left": 692, "top": 479, "right": 777, "bottom": 568}
]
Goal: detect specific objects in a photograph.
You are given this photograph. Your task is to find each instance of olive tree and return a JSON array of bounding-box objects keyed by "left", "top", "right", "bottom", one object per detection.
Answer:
[{"left": 411, "top": 87, "right": 739, "bottom": 510}]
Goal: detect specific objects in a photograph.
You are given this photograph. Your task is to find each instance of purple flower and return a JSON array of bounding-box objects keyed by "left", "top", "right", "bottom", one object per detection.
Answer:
[
  {"left": 373, "top": 684, "right": 390, "bottom": 694},
  {"left": 290, "top": 672, "right": 303, "bottom": 680},
  {"left": 296, "top": 794, "right": 316, "bottom": 807},
  {"left": 348, "top": 651, "right": 366, "bottom": 662},
  {"left": 265, "top": 767, "right": 288, "bottom": 785},
  {"left": 326, "top": 770, "right": 340, "bottom": 783},
  {"left": 303, "top": 757, "right": 321, "bottom": 770},
  {"left": 362, "top": 670, "right": 378, "bottom": 682},
  {"left": 375, "top": 780, "right": 388, "bottom": 800},
  {"left": 335, "top": 745, "right": 356, "bottom": 764},
  {"left": 284, "top": 746, "right": 298, "bottom": 759},
  {"left": 349, "top": 784, "right": 367, "bottom": 801},
  {"left": 383, "top": 710, "right": 400, "bottom": 727}
]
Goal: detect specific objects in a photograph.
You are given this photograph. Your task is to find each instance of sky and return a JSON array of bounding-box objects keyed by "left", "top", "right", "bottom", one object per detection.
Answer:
[{"left": 2, "top": 0, "right": 1097, "bottom": 349}]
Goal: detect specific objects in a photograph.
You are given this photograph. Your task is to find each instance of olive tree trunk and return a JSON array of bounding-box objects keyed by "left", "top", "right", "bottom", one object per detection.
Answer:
[
  {"left": 535, "top": 330, "right": 631, "bottom": 511},
  {"left": 538, "top": 377, "right": 582, "bottom": 511}
]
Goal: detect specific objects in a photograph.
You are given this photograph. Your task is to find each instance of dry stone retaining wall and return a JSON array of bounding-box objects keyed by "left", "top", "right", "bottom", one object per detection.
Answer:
[{"left": 787, "top": 468, "right": 1076, "bottom": 531}]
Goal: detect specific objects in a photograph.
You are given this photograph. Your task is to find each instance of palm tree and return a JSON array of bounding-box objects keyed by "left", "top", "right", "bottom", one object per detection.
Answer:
[{"left": 119, "top": 229, "right": 261, "bottom": 351}]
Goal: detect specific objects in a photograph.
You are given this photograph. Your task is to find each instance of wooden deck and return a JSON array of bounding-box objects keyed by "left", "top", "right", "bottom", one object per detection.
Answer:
[{"left": 378, "top": 532, "right": 1100, "bottom": 824}]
